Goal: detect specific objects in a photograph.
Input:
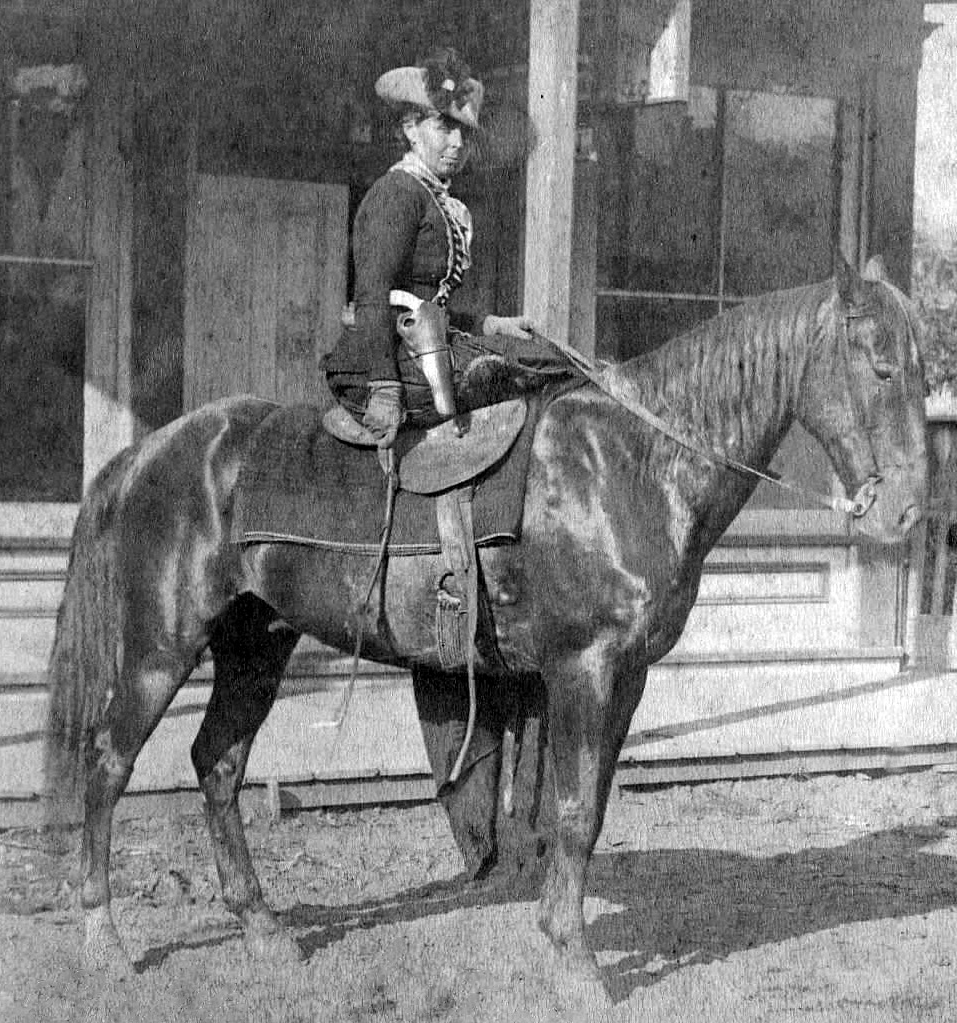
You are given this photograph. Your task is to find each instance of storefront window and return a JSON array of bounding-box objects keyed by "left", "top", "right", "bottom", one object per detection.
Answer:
[
  {"left": 723, "top": 91, "right": 838, "bottom": 296},
  {"left": 596, "top": 85, "right": 842, "bottom": 510},
  {"left": 0, "top": 64, "right": 88, "bottom": 502},
  {"left": 598, "top": 86, "right": 839, "bottom": 353}
]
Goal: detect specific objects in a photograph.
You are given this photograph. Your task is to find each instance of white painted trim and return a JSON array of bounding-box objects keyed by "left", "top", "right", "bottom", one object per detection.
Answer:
[
  {"left": 722, "top": 508, "right": 850, "bottom": 541},
  {"left": 926, "top": 388, "right": 957, "bottom": 421},
  {"left": 0, "top": 504, "right": 77, "bottom": 542}
]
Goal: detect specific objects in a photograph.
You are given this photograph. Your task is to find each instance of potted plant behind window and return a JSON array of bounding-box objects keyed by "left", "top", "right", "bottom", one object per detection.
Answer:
[
  {"left": 909, "top": 229, "right": 957, "bottom": 669},
  {"left": 913, "top": 229, "right": 957, "bottom": 418}
]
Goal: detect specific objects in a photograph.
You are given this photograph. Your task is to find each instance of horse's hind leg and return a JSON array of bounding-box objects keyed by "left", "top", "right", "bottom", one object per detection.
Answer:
[
  {"left": 191, "top": 593, "right": 299, "bottom": 961},
  {"left": 81, "top": 652, "right": 195, "bottom": 974}
]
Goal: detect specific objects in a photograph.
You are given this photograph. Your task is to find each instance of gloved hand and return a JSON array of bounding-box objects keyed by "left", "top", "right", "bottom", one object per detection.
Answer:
[
  {"left": 482, "top": 314, "right": 536, "bottom": 341},
  {"left": 362, "top": 380, "right": 404, "bottom": 449}
]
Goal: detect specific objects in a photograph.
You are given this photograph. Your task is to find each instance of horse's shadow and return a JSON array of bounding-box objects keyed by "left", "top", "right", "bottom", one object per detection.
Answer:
[
  {"left": 134, "top": 868, "right": 544, "bottom": 972},
  {"left": 280, "top": 866, "right": 546, "bottom": 958},
  {"left": 138, "top": 822, "right": 957, "bottom": 1001},
  {"left": 588, "top": 822, "right": 957, "bottom": 1001}
]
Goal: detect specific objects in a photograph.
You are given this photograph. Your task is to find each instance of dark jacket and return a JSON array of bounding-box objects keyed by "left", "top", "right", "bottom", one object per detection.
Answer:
[{"left": 325, "top": 168, "right": 479, "bottom": 382}]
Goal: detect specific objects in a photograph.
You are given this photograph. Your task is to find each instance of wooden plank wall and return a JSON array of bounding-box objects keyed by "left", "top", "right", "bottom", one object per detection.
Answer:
[{"left": 183, "top": 175, "right": 348, "bottom": 410}]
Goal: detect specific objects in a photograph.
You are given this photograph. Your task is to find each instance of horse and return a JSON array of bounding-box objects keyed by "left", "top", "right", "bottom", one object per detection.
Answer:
[{"left": 44, "top": 257, "right": 926, "bottom": 988}]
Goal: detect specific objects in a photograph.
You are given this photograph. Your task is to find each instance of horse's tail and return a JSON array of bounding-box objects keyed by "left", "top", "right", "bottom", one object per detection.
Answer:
[{"left": 44, "top": 446, "right": 135, "bottom": 827}]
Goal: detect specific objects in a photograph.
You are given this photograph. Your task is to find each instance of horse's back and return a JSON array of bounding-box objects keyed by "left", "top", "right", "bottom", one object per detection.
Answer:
[
  {"left": 94, "top": 395, "right": 280, "bottom": 625},
  {"left": 121, "top": 395, "right": 276, "bottom": 492}
]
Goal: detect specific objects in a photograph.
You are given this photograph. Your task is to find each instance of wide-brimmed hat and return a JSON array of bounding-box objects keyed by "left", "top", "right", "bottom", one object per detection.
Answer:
[{"left": 375, "top": 51, "right": 483, "bottom": 130}]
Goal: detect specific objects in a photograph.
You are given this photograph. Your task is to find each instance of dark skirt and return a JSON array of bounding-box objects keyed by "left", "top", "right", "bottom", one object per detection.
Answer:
[{"left": 326, "top": 329, "right": 575, "bottom": 429}]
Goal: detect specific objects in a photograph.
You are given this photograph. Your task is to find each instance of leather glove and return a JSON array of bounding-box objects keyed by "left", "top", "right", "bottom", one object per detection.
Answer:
[
  {"left": 482, "top": 314, "right": 536, "bottom": 341},
  {"left": 362, "top": 380, "right": 404, "bottom": 449}
]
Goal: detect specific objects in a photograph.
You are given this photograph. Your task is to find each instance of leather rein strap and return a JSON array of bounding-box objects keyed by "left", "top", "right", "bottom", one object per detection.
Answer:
[{"left": 536, "top": 330, "right": 878, "bottom": 519}]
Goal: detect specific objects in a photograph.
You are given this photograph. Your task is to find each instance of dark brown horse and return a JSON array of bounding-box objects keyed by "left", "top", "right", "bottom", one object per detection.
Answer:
[{"left": 45, "top": 259, "right": 926, "bottom": 988}]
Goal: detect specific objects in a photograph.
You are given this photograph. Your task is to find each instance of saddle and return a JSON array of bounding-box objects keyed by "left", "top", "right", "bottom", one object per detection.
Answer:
[
  {"left": 322, "top": 398, "right": 527, "bottom": 495},
  {"left": 322, "top": 398, "right": 529, "bottom": 787},
  {"left": 326, "top": 398, "right": 525, "bottom": 615}
]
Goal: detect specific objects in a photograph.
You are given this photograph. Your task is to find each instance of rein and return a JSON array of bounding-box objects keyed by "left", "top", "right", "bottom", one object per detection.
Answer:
[{"left": 536, "top": 323, "right": 880, "bottom": 520}]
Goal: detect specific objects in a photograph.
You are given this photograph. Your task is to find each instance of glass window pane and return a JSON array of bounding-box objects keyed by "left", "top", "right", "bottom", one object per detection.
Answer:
[
  {"left": 595, "top": 295, "right": 720, "bottom": 362},
  {"left": 1, "top": 68, "right": 87, "bottom": 502},
  {"left": 722, "top": 92, "right": 839, "bottom": 510},
  {"left": 723, "top": 91, "right": 837, "bottom": 295},
  {"left": 604, "top": 87, "right": 720, "bottom": 295},
  {"left": 0, "top": 265, "right": 85, "bottom": 501}
]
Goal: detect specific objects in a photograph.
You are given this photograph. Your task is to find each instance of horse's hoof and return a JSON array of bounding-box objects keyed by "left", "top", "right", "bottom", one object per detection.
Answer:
[
  {"left": 537, "top": 916, "right": 610, "bottom": 1008},
  {"left": 82, "top": 906, "right": 135, "bottom": 981},
  {"left": 553, "top": 970, "right": 613, "bottom": 1017},
  {"left": 547, "top": 943, "right": 611, "bottom": 1013},
  {"left": 242, "top": 910, "right": 302, "bottom": 964},
  {"left": 82, "top": 941, "right": 136, "bottom": 982},
  {"left": 244, "top": 928, "right": 303, "bottom": 964}
]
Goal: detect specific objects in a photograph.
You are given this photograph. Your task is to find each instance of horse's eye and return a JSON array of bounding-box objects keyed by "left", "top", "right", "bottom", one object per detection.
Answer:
[{"left": 873, "top": 360, "right": 896, "bottom": 381}]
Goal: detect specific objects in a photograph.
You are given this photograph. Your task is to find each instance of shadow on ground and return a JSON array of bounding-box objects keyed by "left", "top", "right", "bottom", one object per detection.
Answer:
[{"left": 133, "top": 823, "right": 957, "bottom": 1004}]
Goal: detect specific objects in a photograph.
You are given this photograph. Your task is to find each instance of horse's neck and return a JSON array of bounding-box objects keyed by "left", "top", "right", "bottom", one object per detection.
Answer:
[
  {"left": 597, "top": 284, "right": 826, "bottom": 551},
  {"left": 622, "top": 284, "right": 824, "bottom": 475}
]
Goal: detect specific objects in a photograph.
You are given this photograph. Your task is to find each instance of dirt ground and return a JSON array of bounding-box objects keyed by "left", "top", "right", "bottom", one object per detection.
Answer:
[{"left": 5, "top": 769, "right": 957, "bottom": 1022}]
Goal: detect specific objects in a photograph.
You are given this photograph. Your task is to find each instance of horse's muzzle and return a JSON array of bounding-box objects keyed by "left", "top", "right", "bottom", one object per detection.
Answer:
[
  {"left": 848, "top": 467, "right": 926, "bottom": 544},
  {"left": 849, "top": 475, "right": 882, "bottom": 518}
]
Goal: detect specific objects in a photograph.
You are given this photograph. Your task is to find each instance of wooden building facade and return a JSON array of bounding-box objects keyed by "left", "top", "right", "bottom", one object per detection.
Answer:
[{"left": 0, "top": 0, "right": 950, "bottom": 821}]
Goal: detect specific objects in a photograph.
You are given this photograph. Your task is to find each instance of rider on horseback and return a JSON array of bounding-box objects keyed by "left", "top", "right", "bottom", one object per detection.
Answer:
[{"left": 324, "top": 48, "right": 573, "bottom": 449}]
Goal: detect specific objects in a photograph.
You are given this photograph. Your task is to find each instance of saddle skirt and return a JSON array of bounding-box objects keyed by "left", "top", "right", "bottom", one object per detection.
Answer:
[{"left": 232, "top": 398, "right": 537, "bottom": 554}]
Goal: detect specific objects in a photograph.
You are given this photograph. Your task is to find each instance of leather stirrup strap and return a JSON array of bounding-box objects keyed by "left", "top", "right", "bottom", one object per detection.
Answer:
[
  {"left": 332, "top": 448, "right": 398, "bottom": 729},
  {"left": 435, "top": 484, "right": 479, "bottom": 786}
]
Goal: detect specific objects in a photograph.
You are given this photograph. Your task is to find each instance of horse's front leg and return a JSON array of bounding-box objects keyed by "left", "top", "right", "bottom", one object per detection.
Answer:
[{"left": 538, "top": 648, "right": 647, "bottom": 979}]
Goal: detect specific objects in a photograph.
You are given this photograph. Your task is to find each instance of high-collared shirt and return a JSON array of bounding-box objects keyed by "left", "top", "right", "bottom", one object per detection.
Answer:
[
  {"left": 392, "top": 152, "right": 473, "bottom": 304},
  {"left": 325, "top": 160, "right": 479, "bottom": 382}
]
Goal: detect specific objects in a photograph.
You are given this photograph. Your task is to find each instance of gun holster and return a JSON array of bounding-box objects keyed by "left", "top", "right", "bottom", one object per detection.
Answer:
[{"left": 390, "top": 290, "right": 456, "bottom": 420}]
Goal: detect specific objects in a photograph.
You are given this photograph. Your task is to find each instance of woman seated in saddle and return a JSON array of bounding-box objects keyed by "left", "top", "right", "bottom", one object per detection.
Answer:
[{"left": 324, "top": 48, "right": 573, "bottom": 449}]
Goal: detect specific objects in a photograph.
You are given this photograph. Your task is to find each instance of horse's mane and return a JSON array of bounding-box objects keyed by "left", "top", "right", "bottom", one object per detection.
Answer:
[{"left": 618, "top": 278, "right": 832, "bottom": 456}]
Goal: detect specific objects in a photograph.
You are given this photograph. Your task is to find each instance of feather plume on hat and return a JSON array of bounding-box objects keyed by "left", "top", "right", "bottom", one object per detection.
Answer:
[{"left": 375, "top": 48, "right": 483, "bottom": 129}]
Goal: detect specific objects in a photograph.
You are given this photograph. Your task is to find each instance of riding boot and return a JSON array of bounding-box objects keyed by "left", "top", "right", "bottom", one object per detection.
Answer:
[
  {"left": 495, "top": 672, "right": 554, "bottom": 883},
  {"left": 410, "top": 666, "right": 553, "bottom": 882}
]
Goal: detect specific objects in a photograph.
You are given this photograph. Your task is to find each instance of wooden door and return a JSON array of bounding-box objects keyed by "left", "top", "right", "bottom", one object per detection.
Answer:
[{"left": 183, "top": 174, "right": 347, "bottom": 409}]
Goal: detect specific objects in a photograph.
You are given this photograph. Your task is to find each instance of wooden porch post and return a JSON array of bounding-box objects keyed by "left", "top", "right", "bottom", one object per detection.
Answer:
[
  {"left": 524, "top": 0, "right": 580, "bottom": 347},
  {"left": 83, "top": 72, "right": 136, "bottom": 489}
]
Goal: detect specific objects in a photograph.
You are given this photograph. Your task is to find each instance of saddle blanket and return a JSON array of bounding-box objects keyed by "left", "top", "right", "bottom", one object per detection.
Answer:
[{"left": 231, "top": 401, "right": 541, "bottom": 554}]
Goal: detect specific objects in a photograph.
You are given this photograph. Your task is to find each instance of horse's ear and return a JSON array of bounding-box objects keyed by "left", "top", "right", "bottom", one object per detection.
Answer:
[{"left": 834, "top": 255, "right": 861, "bottom": 305}]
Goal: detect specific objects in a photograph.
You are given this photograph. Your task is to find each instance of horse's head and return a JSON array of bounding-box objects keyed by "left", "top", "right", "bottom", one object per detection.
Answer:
[{"left": 797, "top": 257, "right": 927, "bottom": 544}]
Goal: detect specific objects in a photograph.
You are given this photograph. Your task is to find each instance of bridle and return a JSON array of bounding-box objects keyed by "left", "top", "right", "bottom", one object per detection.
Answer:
[
  {"left": 536, "top": 284, "right": 915, "bottom": 520},
  {"left": 833, "top": 277, "right": 920, "bottom": 517}
]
